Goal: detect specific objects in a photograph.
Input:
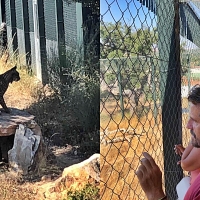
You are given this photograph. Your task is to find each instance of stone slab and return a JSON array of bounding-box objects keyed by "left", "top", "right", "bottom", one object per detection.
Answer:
[{"left": 0, "top": 108, "right": 35, "bottom": 136}]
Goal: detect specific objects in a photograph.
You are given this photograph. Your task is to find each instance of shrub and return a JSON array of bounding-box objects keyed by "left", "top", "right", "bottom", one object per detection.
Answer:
[{"left": 67, "top": 183, "right": 100, "bottom": 200}]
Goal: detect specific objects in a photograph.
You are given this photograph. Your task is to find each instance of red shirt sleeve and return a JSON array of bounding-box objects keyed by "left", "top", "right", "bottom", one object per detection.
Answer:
[{"left": 184, "top": 174, "right": 200, "bottom": 200}]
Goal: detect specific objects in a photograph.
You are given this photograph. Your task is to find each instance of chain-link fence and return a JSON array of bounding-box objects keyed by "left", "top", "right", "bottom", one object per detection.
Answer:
[{"left": 100, "top": 0, "right": 200, "bottom": 199}]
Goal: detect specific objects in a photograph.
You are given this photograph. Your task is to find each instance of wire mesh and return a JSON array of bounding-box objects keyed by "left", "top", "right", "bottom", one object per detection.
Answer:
[{"left": 100, "top": 0, "right": 200, "bottom": 199}]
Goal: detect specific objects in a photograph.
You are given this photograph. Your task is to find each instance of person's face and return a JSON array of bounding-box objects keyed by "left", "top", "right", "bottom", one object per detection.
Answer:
[{"left": 187, "top": 102, "right": 200, "bottom": 147}]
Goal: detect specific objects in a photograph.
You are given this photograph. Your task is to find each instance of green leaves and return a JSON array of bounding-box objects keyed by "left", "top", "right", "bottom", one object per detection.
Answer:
[
  {"left": 67, "top": 183, "right": 100, "bottom": 200},
  {"left": 100, "top": 22, "right": 158, "bottom": 58}
]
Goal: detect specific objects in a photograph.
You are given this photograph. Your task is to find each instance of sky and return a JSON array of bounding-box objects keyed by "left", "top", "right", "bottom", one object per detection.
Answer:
[
  {"left": 100, "top": 0, "right": 157, "bottom": 28},
  {"left": 100, "top": 1, "right": 200, "bottom": 28},
  {"left": 100, "top": 0, "right": 200, "bottom": 49}
]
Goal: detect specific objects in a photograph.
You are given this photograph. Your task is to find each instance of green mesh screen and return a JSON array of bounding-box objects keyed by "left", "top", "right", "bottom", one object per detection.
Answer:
[
  {"left": 43, "top": 0, "right": 57, "bottom": 41},
  {"left": 63, "top": 1, "right": 77, "bottom": 48}
]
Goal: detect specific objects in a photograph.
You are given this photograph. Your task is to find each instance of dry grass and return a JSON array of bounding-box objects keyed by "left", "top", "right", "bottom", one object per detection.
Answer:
[
  {"left": 0, "top": 176, "right": 36, "bottom": 199},
  {"left": 100, "top": 108, "right": 163, "bottom": 200}
]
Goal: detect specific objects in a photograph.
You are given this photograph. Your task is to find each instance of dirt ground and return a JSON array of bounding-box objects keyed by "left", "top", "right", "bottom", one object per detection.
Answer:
[{"left": 100, "top": 111, "right": 163, "bottom": 200}]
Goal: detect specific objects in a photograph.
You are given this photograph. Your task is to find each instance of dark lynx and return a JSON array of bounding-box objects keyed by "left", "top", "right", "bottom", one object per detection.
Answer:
[{"left": 0, "top": 66, "right": 20, "bottom": 113}]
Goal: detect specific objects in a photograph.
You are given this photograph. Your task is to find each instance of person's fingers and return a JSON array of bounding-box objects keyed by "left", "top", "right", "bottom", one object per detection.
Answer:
[
  {"left": 175, "top": 147, "right": 181, "bottom": 155},
  {"left": 174, "top": 145, "right": 178, "bottom": 154},
  {"left": 142, "top": 152, "right": 156, "bottom": 168},
  {"left": 174, "top": 145, "right": 184, "bottom": 156},
  {"left": 136, "top": 156, "right": 150, "bottom": 177},
  {"left": 175, "top": 145, "right": 181, "bottom": 150},
  {"left": 142, "top": 152, "right": 153, "bottom": 160},
  {"left": 175, "top": 144, "right": 182, "bottom": 149},
  {"left": 140, "top": 157, "right": 153, "bottom": 172},
  {"left": 136, "top": 165, "right": 143, "bottom": 178},
  {"left": 177, "top": 144, "right": 185, "bottom": 151},
  {"left": 136, "top": 164, "right": 147, "bottom": 182}
]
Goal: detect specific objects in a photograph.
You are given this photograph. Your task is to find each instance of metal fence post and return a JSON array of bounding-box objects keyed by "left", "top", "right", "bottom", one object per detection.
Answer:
[
  {"left": 6, "top": 0, "right": 18, "bottom": 54},
  {"left": 157, "top": 0, "right": 183, "bottom": 198},
  {"left": 187, "top": 54, "right": 191, "bottom": 90},
  {"left": 115, "top": 59, "right": 124, "bottom": 118},
  {"left": 150, "top": 57, "right": 158, "bottom": 122}
]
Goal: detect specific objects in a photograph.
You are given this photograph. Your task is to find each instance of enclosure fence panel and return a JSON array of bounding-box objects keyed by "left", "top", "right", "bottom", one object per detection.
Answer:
[
  {"left": 44, "top": 0, "right": 58, "bottom": 60},
  {"left": 28, "top": 0, "right": 36, "bottom": 72},
  {"left": 63, "top": 1, "right": 77, "bottom": 50},
  {"left": 100, "top": 0, "right": 200, "bottom": 199},
  {"left": 5, "top": 0, "right": 18, "bottom": 53},
  {"left": 23, "top": 0, "right": 31, "bottom": 66},
  {"left": 56, "top": 0, "right": 67, "bottom": 74},
  {"left": 15, "top": 0, "right": 23, "bottom": 48},
  {"left": 15, "top": 0, "right": 28, "bottom": 65},
  {"left": 36, "top": 0, "right": 48, "bottom": 84}
]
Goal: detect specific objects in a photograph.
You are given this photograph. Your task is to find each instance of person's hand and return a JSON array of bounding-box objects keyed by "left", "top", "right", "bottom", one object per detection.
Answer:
[
  {"left": 174, "top": 144, "right": 185, "bottom": 165},
  {"left": 174, "top": 144, "right": 185, "bottom": 156},
  {"left": 136, "top": 152, "right": 166, "bottom": 200}
]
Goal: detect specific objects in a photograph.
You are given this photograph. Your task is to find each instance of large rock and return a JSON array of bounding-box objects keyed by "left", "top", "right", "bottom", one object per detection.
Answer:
[
  {"left": 0, "top": 108, "right": 34, "bottom": 136},
  {"left": 62, "top": 153, "right": 100, "bottom": 182},
  {"left": 0, "top": 108, "right": 46, "bottom": 174},
  {"left": 35, "top": 154, "right": 100, "bottom": 199}
]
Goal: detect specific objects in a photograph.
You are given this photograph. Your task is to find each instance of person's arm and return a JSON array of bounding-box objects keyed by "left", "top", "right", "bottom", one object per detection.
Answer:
[
  {"left": 136, "top": 152, "right": 168, "bottom": 200},
  {"left": 181, "top": 143, "right": 200, "bottom": 171}
]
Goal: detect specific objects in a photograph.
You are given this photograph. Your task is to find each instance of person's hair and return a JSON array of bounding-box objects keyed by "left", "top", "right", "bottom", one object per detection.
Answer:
[{"left": 188, "top": 84, "right": 200, "bottom": 104}]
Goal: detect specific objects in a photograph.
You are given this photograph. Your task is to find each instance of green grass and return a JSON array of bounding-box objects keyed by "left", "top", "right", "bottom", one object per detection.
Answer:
[{"left": 67, "top": 184, "right": 100, "bottom": 200}]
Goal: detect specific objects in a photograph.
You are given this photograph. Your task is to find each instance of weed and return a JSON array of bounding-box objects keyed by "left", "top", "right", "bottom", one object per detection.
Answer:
[{"left": 67, "top": 183, "right": 100, "bottom": 200}]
